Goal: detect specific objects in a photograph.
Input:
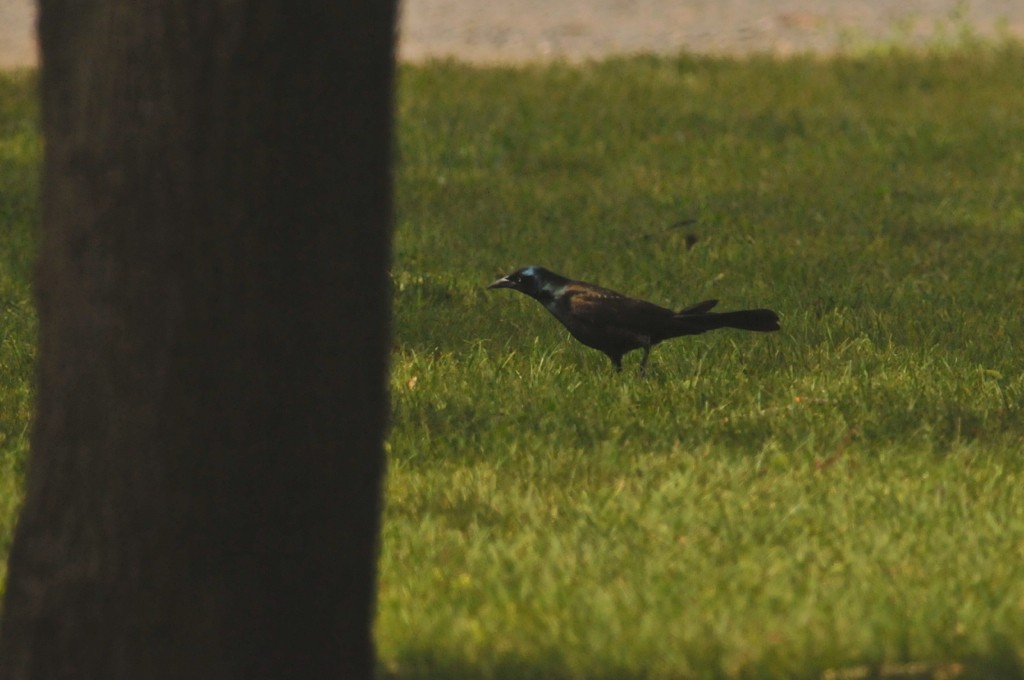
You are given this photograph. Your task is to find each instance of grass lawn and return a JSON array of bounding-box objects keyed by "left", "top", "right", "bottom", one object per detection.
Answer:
[
  {"left": 5, "top": 45, "right": 1024, "bottom": 678},
  {"left": 0, "top": 69, "right": 37, "bottom": 593}
]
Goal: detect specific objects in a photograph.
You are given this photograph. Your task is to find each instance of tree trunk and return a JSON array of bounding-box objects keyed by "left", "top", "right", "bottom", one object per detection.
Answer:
[{"left": 0, "top": 1, "right": 396, "bottom": 678}]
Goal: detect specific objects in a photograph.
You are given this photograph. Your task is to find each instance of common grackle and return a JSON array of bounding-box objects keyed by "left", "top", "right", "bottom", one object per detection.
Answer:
[{"left": 488, "top": 266, "right": 780, "bottom": 370}]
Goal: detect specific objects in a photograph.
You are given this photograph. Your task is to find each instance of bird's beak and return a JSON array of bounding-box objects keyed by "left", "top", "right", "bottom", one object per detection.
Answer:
[{"left": 488, "top": 276, "right": 514, "bottom": 290}]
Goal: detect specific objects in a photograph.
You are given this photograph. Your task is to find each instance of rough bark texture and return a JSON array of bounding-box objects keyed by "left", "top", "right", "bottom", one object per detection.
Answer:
[{"left": 0, "top": 1, "right": 395, "bottom": 678}]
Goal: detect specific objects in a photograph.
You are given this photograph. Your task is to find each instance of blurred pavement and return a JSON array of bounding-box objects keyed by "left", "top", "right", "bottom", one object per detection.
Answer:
[
  {"left": 399, "top": 0, "right": 1024, "bottom": 62},
  {"left": 2, "top": 0, "right": 1023, "bottom": 68}
]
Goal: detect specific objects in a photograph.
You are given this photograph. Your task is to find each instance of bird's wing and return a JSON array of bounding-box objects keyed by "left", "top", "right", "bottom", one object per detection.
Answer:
[
  {"left": 562, "top": 285, "right": 676, "bottom": 331},
  {"left": 678, "top": 299, "right": 718, "bottom": 315}
]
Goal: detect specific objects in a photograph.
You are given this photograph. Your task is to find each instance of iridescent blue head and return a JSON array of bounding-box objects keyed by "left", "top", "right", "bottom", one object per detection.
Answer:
[{"left": 487, "top": 266, "right": 568, "bottom": 301}]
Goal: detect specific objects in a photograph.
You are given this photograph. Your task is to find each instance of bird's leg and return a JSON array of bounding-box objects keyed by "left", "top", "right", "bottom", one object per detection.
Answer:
[
  {"left": 638, "top": 340, "right": 652, "bottom": 376},
  {"left": 607, "top": 352, "right": 623, "bottom": 371}
]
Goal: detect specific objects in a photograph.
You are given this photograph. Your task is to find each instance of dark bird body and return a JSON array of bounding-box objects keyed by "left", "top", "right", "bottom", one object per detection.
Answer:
[{"left": 488, "top": 266, "right": 780, "bottom": 370}]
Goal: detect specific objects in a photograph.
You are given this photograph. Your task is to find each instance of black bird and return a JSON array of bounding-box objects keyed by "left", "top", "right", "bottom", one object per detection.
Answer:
[{"left": 488, "top": 266, "right": 780, "bottom": 370}]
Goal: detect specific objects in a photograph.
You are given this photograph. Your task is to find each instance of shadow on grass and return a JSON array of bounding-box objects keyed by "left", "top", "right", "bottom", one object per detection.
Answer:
[
  {"left": 378, "top": 645, "right": 1024, "bottom": 680},
  {"left": 379, "top": 650, "right": 651, "bottom": 680}
]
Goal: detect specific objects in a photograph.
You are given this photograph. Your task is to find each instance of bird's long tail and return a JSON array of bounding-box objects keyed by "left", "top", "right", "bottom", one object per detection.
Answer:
[{"left": 674, "top": 308, "right": 780, "bottom": 333}]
